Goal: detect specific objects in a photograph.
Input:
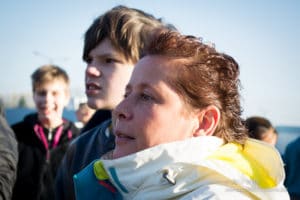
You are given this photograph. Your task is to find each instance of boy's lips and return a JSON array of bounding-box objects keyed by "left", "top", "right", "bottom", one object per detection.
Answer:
[
  {"left": 86, "top": 82, "right": 102, "bottom": 95},
  {"left": 39, "top": 108, "right": 52, "bottom": 115}
]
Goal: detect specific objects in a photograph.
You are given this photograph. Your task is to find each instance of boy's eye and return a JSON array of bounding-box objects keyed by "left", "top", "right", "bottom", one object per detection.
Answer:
[
  {"left": 36, "top": 90, "right": 47, "bottom": 96},
  {"left": 85, "top": 57, "right": 92, "bottom": 64},
  {"left": 52, "top": 91, "right": 58, "bottom": 96}
]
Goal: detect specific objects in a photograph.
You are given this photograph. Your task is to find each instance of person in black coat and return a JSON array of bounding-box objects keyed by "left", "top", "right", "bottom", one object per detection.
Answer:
[{"left": 0, "top": 104, "right": 18, "bottom": 200}]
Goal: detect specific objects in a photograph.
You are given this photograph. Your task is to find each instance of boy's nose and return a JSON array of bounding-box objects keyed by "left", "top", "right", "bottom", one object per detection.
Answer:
[{"left": 86, "top": 65, "right": 101, "bottom": 77}]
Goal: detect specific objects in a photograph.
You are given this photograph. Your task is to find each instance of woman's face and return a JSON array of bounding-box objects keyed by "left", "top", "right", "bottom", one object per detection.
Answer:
[{"left": 113, "top": 55, "right": 198, "bottom": 159}]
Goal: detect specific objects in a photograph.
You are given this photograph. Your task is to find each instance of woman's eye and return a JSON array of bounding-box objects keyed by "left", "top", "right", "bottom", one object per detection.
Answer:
[
  {"left": 140, "top": 93, "right": 153, "bottom": 101},
  {"left": 105, "top": 58, "right": 116, "bottom": 63},
  {"left": 123, "top": 92, "right": 129, "bottom": 98}
]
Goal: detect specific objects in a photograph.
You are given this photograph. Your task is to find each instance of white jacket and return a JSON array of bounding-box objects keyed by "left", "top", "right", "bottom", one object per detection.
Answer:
[{"left": 91, "top": 136, "right": 289, "bottom": 199}]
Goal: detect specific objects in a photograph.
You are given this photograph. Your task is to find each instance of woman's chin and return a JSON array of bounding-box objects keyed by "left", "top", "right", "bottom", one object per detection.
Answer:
[
  {"left": 112, "top": 149, "right": 123, "bottom": 159},
  {"left": 112, "top": 148, "right": 133, "bottom": 159}
]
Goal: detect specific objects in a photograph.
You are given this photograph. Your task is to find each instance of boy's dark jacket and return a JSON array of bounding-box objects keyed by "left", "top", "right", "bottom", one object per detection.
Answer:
[
  {"left": 11, "top": 113, "right": 79, "bottom": 200},
  {"left": 55, "top": 119, "right": 115, "bottom": 200}
]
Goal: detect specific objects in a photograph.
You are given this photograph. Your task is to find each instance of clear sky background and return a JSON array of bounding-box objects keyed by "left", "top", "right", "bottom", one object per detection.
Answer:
[{"left": 0, "top": 0, "right": 299, "bottom": 126}]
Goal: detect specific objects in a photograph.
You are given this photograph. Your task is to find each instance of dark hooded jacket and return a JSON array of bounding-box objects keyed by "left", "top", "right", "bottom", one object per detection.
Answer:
[
  {"left": 55, "top": 119, "right": 115, "bottom": 200},
  {"left": 11, "top": 113, "right": 79, "bottom": 200}
]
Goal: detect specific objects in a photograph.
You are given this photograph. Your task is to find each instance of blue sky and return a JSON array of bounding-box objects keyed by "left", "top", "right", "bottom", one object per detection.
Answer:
[{"left": 0, "top": 0, "right": 299, "bottom": 126}]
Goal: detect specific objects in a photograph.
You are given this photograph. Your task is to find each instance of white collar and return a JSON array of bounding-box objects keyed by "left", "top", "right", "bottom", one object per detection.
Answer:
[{"left": 100, "top": 136, "right": 224, "bottom": 198}]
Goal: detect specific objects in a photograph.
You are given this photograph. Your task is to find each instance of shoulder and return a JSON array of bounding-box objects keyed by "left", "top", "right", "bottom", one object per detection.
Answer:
[
  {"left": 11, "top": 113, "right": 37, "bottom": 130},
  {"left": 11, "top": 120, "right": 26, "bottom": 130},
  {"left": 69, "top": 119, "right": 112, "bottom": 148},
  {"left": 180, "top": 184, "right": 253, "bottom": 200},
  {"left": 11, "top": 114, "right": 39, "bottom": 141},
  {"left": 74, "top": 160, "right": 120, "bottom": 200},
  {"left": 62, "top": 119, "right": 113, "bottom": 173},
  {"left": 0, "top": 115, "right": 14, "bottom": 136},
  {"left": 0, "top": 115, "right": 17, "bottom": 151},
  {"left": 285, "top": 136, "right": 300, "bottom": 153},
  {"left": 288, "top": 136, "right": 300, "bottom": 147},
  {"left": 81, "top": 110, "right": 111, "bottom": 132},
  {"left": 63, "top": 119, "right": 80, "bottom": 136}
]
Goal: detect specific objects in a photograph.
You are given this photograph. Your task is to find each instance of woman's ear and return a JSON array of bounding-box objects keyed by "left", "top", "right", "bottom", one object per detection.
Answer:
[{"left": 193, "top": 105, "right": 220, "bottom": 137}]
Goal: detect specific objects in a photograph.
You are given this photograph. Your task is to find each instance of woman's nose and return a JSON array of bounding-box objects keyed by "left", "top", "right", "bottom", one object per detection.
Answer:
[{"left": 113, "top": 100, "right": 131, "bottom": 121}]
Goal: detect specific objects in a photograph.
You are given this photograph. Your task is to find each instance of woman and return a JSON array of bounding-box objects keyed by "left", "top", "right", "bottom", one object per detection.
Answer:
[{"left": 74, "top": 30, "right": 289, "bottom": 199}]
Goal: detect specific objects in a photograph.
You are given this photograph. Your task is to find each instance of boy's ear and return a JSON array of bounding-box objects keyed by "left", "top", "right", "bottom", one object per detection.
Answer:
[{"left": 192, "top": 105, "right": 220, "bottom": 137}]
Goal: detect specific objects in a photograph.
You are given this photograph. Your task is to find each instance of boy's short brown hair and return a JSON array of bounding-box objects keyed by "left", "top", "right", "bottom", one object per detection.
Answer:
[
  {"left": 31, "top": 64, "right": 69, "bottom": 92},
  {"left": 83, "top": 5, "right": 175, "bottom": 64}
]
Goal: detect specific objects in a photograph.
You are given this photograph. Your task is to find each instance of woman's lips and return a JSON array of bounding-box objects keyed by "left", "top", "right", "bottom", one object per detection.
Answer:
[{"left": 114, "top": 130, "right": 135, "bottom": 145}]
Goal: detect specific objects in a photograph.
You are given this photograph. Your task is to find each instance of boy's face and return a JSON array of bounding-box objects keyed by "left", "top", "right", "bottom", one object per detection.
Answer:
[
  {"left": 33, "top": 78, "right": 70, "bottom": 125},
  {"left": 85, "top": 38, "right": 134, "bottom": 110}
]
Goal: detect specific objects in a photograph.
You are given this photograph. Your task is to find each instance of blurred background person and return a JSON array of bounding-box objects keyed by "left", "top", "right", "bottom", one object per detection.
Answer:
[
  {"left": 75, "top": 102, "right": 95, "bottom": 129},
  {"left": 245, "top": 116, "right": 278, "bottom": 146},
  {"left": 283, "top": 136, "right": 300, "bottom": 200},
  {"left": 0, "top": 103, "right": 18, "bottom": 200},
  {"left": 11, "top": 65, "right": 80, "bottom": 200}
]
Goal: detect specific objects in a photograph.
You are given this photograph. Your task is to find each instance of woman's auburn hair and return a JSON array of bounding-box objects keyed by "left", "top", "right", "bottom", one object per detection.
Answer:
[{"left": 144, "top": 30, "right": 247, "bottom": 144}]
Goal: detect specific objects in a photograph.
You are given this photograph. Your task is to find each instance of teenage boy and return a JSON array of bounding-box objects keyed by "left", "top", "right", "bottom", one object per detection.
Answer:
[
  {"left": 55, "top": 5, "right": 175, "bottom": 200},
  {"left": 12, "top": 65, "right": 80, "bottom": 200}
]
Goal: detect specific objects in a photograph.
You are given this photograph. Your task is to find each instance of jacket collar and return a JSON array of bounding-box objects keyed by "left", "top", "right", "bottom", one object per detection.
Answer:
[
  {"left": 94, "top": 137, "right": 287, "bottom": 199},
  {"left": 96, "top": 136, "right": 224, "bottom": 198}
]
